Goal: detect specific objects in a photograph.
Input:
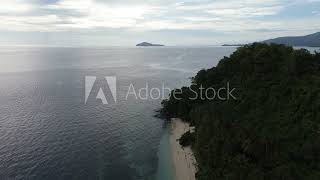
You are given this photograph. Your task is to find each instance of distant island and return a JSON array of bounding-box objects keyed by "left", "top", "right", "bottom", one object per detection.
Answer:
[
  {"left": 263, "top": 32, "right": 320, "bottom": 47},
  {"left": 136, "top": 42, "right": 164, "bottom": 46},
  {"left": 222, "top": 44, "right": 245, "bottom": 47}
]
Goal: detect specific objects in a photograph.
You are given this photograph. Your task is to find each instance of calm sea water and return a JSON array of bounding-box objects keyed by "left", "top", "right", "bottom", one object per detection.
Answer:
[{"left": 5, "top": 45, "right": 311, "bottom": 180}]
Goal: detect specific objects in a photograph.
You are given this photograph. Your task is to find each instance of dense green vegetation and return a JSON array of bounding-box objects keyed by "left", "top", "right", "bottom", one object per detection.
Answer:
[
  {"left": 179, "top": 131, "right": 195, "bottom": 147},
  {"left": 162, "top": 43, "right": 320, "bottom": 180}
]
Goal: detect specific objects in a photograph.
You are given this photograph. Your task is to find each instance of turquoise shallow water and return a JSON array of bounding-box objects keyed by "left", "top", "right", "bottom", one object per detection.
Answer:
[{"left": 154, "top": 124, "right": 174, "bottom": 180}]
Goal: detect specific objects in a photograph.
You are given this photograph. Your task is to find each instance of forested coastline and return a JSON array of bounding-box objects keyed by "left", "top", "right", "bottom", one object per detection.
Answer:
[{"left": 162, "top": 43, "right": 320, "bottom": 180}]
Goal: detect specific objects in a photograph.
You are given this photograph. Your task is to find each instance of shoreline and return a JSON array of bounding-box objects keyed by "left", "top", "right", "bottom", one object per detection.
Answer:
[{"left": 169, "top": 118, "right": 197, "bottom": 180}]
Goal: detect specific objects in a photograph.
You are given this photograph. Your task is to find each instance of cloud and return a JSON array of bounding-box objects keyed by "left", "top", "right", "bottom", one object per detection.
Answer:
[
  {"left": 312, "top": 10, "right": 320, "bottom": 16},
  {"left": 0, "top": 0, "right": 319, "bottom": 45},
  {"left": 0, "top": 0, "right": 165, "bottom": 31},
  {"left": 0, "top": 0, "right": 34, "bottom": 13},
  {"left": 44, "top": 0, "right": 161, "bottom": 29},
  {"left": 0, "top": 0, "right": 291, "bottom": 32},
  {"left": 175, "top": 0, "right": 285, "bottom": 10}
]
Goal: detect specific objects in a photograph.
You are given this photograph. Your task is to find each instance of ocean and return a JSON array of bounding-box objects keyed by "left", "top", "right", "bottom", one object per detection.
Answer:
[{"left": 0, "top": 45, "right": 283, "bottom": 180}]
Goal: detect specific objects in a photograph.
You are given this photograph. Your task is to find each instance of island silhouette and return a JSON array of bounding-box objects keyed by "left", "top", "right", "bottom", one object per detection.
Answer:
[{"left": 136, "top": 42, "right": 164, "bottom": 46}]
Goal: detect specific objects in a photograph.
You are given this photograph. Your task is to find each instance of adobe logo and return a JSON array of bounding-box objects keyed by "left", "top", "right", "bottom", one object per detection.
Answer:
[{"left": 85, "top": 76, "right": 117, "bottom": 104}]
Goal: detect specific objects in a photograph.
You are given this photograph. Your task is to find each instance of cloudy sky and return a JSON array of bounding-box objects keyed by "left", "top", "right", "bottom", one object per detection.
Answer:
[{"left": 0, "top": 0, "right": 319, "bottom": 46}]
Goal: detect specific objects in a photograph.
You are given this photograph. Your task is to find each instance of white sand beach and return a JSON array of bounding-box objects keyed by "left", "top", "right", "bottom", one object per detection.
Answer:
[{"left": 170, "top": 118, "right": 197, "bottom": 180}]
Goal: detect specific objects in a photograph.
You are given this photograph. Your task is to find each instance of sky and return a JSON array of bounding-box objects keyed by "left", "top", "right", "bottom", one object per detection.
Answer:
[{"left": 0, "top": 0, "right": 319, "bottom": 46}]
